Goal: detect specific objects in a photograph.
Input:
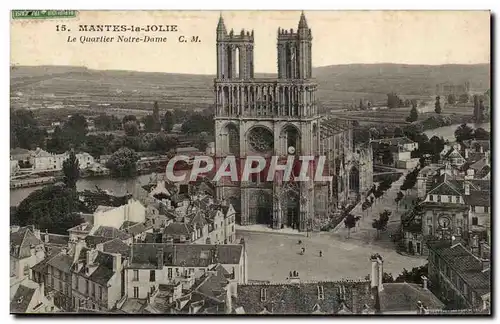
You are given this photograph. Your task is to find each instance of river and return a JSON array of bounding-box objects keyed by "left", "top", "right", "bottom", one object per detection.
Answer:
[
  {"left": 10, "top": 122, "right": 491, "bottom": 207},
  {"left": 423, "top": 122, "right": 490, "bottom": 142},
  {"left": 10, "top": 173, "right": 157, "bottom": 207}
]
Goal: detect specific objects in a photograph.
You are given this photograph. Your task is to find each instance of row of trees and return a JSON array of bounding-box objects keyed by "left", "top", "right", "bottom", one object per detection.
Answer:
[
  {"left": 454, "top": 124, "right": 490, "bottom": 143},
  {"left": 11, "top": 150, "right": 133, "bottom": 233}
]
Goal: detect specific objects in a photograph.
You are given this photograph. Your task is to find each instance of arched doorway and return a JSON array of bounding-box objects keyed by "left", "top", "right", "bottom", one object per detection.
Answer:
[
  {"left": 283, "top": 183, "right": 300, "bottom": 229},
  {"left": 349, "top": 166, "right": 360, "bottom": 193},
  {"left": 256, "top": 191, "right": 272, "bottom": 226}
]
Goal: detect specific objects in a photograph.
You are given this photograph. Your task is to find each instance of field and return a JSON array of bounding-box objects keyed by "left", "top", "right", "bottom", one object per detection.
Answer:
[{"left": 11, "top": 63, "right": 489, "bottom": 116}]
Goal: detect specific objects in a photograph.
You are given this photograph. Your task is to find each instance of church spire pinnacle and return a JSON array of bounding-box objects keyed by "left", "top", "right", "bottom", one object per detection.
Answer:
[
  {"left": 298, "top": 11, "right": 308, "bottom": 29},
  {"left": 217, "top": 12, "right": 227, "bottom": 32}
]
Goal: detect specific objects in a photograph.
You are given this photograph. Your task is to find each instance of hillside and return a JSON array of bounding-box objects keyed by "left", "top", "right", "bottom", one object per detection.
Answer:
[{"left": 10, "top": 64, "right": 490, "bottom": 112}]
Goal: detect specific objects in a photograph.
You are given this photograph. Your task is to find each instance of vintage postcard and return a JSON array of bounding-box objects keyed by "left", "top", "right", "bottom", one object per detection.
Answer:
[{"left": 10, "top": 10, "right": 491, "bottom": 315}]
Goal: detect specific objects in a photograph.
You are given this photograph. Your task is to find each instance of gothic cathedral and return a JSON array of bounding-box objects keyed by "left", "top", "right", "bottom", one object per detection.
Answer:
[{"left": 213, "top": 13, "right": 373, "bottom": 232}]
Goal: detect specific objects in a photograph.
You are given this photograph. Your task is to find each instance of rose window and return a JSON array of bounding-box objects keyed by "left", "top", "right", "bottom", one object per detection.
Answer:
[{"left": 248, "top": 127, "right": 274, "bottom": 153}]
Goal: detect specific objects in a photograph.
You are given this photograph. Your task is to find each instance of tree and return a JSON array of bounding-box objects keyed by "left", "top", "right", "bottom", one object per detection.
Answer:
[
  {"left": 82, "top": 134, "right": 115, "bottom": 159},
  {"left": 395, "top": 191, "right": 404, "bottom": 211},
  {"left": 406, "top": 105, "right": 419, "bottom": 122},
  {"left": 122, "top": 115, "right": 137, "bottom": 125},
  {"left": 447, "top": 94, "right": 456, "bottom": 105},
  {"left": 434, "top": 96, "right": 442, "bottom": 114},
  {"left": 152, "top": 101, "right": 161, "bottom": 131},
  {"left": 344, "top": 213, "right": 357, "bottom": 239},
  {"left": 182, "top": 113, "right": 214, "bottom": 134},
  {"left": 195, "top": 134, "right": 208, "bottom": 152},
  {"left": 62, "top": 151, "right": 80, "bottom": 189},
  {"left": 393, "top": 127, "right": 404, "bottom": 138},
  {"left": 387, "top": 93, "right": 401, "bottom": 109},
  {"left": 359, "top": 99, "right": 365, "bottom": 110},
  {"left": 454, "top": 123, "right": 474, "bottom": 143},
  {"left": 123, "top": 121, "right": 140, "bottom": 137},
  {"left": 162, "top": 111, "right": 175, "bottom": 132},
  {"left": 106, "top": 147, "right": 139, "bottom": 178},
  {"left": 474, "top": 128, "right": 490, "bottom": 140},
  {"left": 458, "top": 93, "right": 469, "bottom": 104},
  {"left": 142, "top": 115, "right": 156, "bottom": 133},
  {"left": 395, "top": 265, "right": 428, "bottom": 284},
  {"left": 372, "top": 210, "right": 391, "bottom": 239},
  {"left": 10, "top": 109, "right": 47, "bottom": 150},
  {"left": 94, "top": 114, "right": 121, "bottom": 131},
  {"left": 13, "top": 185, "right": 85, "bottom": 234},
  {"left": 369, "top": 127, "right": 380, "bottom": 140}
]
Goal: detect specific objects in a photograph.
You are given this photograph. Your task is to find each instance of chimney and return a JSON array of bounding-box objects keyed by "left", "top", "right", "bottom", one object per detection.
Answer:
[
  {"left": 464, "top": 148, "right": 469, "bottom": 159},
  {"left": 112, "top": 253, "right": 122, "bottom": 273},
  {"left": 421, "top": 276, "right": 428, "bottom": 290},
  {"left": 481, "top": 259, "right": 490, "bottom": 272},
  {"left": 44, "top": 233, "right": 49, "bottom": 243},
  {"left": 370, "top": 254, "right": 384, "bottom": 292},
  {"left": 156, "top": 248, "right": 164, "bottom": 268},
  {"left": 288, "top": 271, "right": 300, "bottom": 284},
  {"left": 225, "top": 285, "right": 232, "bottom": 314},
  {"left": 416, "top": 301, "right": 423, "bottom": 314},
  {"left": 377, "top": 256, "right": 383, "bottom": 291},
  {"left": 370, "top": 255, "right": 379, "bottom": 289},
  {"left": 39, "top": 281, "right": 45, "bottom": 298},
  {"left": 33, "top": 229, "right": 41, "bottom": 240},
  {"left": 464, "top": 183, "right": 470, "bottom": 196}
]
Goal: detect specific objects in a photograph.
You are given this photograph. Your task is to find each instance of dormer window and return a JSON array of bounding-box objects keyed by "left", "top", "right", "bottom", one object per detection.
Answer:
[
  {"left": 260, "top": 288, "right": 267, "bottom": 302},
  {"left": 318, "top": 286, "right": 324, "bottom": 300}
]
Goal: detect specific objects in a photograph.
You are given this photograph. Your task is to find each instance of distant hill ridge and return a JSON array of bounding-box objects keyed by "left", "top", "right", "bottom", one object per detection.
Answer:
[{"left": 10, "top": 63, "right": 489, "bottom": 109}]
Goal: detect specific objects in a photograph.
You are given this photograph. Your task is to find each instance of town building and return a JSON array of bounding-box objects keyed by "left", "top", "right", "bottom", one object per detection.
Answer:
[
  {"left": 30, "top": 148, "right": 95, "bottom": 171},
  {"left": 10, "top": 226, "right": 45, "bottom": 281},
  {"left": 213, "top": 13, "right": 371, "bottom": 232},
  {"left": 440, "top": 144, "right": 466, "bottom": 167},
  {"left": 10, "top": 280, "right": 58, "bottom": 314},
  {"left": 401, "top": 172, "right": 490, "bottom": 256},
  {"left": 427, "top": 241, "right": 490, "bottom": 312},
  {"left": 125, "top": 241, "right": 248, "bottom": 301},
  {"left": 371, "top": 137, "right": 419, "bottom": 169}
]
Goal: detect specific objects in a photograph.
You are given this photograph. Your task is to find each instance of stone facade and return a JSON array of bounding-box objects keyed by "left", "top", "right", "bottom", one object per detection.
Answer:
[{"left": 213, "top": 13, "right": 368, "bottom": 231}]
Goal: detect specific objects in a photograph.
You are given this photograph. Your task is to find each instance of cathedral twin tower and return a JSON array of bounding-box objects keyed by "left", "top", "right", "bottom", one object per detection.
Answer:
[
  {"left": 216, "top": 12, "right": 313, "bottom": 81},
  {"left": 214, "top": 12, "right": 324, "bottom": 231}
]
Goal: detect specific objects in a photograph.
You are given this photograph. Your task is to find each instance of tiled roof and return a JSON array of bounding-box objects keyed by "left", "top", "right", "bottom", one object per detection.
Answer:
[
  {"left": 470, "top": 157, "right": 489, "bottom": 172},
  {"left": 76, "top": 250, "right": 116, "bottom": 286},
  {"left": 476, "top": 166, "right": 490, "bottom": 179},
  {"left": 10, "top": 227, "right": 43, "bottom": 259},
  {"left": 468, "top": 179, "right": 490, "bottom": 191},
  {"left": 194, "top": 264, "right": 230, "bottom": 302},
  {"left": 427, "top": 181, "right": 462, "bottom": 196},
  {"left": 124, "top": 223, "right": 150, "bottom": 236},
  {"left": 128, "top": 243, "right": 243, "bottom": 269},
  {"left": 464, "top": 190, "right": 490, "bottom": 207},
  {"left": 47, "top": 253, "right": 73, "bottom": 273},
  {"left": 164, "top": 222, "right": 193, "bottom": 237},
  {"left": 120, "top": 221, "right": 138, "bottom": 229},
  {"left": 44, "top": 233, "right": 70, "bottom": 246},
  {"left": 466, "top": 152, "right": 486, "bottom": 165},
  {"left": 427, "top": 242, "right": 490, "bottom": 292},
  {"left": 420, "top": 202, "right": 469, "bottom": 211},
  {"left": 379, "top": 283, "right": 444, "bottom": 312},
  {"left": 93, "top": 226, "right": 132, "bottom": 241},
  {"left": 95, "top": 205, "right": 115, "bottom": 213},
  {"left": 102, "top": 238, "right": 130, "bottom": 258},
  {"left": 235, "top": 280, "right": 373, "bottom": 314},
  {"left": 10, "top": 284, "right": 36, "bottom": 313},
  {"left": 85, "top": 235, "right": 113, "bottom": 247},
  {"left": 31, "top": 247, "right": 63, "bottom": 273}
]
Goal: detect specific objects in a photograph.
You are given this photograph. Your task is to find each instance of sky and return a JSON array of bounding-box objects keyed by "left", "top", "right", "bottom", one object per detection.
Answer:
[{"left": 10, "top": 10, "right": 490, "bottom": 74}]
